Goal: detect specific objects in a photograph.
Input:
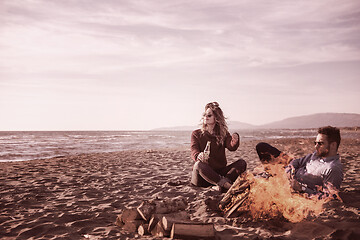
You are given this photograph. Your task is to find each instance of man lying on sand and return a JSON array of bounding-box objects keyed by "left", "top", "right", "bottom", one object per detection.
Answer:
[{"left": 256, "top": 126, "right": 343, "bottom": 197}]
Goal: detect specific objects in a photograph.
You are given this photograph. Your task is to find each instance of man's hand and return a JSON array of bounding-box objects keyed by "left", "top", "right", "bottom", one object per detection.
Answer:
[
  {"left": 285, "top": 165, "right": 295, "bottom": 180},
  {"left": 290, "top": 179, "right": 304, "bottom": 192}
]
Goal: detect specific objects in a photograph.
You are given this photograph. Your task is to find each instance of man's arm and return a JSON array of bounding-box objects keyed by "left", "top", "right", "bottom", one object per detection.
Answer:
[
  {"left": 300, "top": 167, "right": 343, "bottom": 197},
  {"left": 323, "top": 166, "right": 343, "bottom": 190},
  {"left": 290, "top": 174, "right": 323, "bottom": 195},
  {"left": 288, "top": 153, "right": 319, "bottom": 194},
  {"left": 289, "top": 153, "right": 314, "bottom": 170},
  {"left": 290, "top": 161, "right": 343, "bottom": 196}
]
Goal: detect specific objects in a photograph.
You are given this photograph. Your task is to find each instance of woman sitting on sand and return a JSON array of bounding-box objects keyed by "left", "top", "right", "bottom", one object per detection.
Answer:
[{"left": 191, "top": 102, "right": 247, "bottom": 192}]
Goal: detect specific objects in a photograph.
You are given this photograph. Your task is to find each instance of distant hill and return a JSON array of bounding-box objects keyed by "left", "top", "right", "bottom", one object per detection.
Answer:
[
  {"left": 228, "top": 121, "right": 256, "bottom": 129},
  {"left": 153, "top": 113, "right": 360, "bottom": 131},
  {"left": 259, "top": 113, "right": 360, "bottom": 129},
  {"left": 153, "top": 121, "right": 255, "bottom": 131},
  {"left": 153, "top": 125, "right": 198, "bottom": 131}
]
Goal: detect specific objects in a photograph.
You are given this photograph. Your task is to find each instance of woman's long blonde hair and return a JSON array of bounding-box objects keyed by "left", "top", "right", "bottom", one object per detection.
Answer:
[{"left": 201, "top": 102, "right": 228, "bottom": 145}]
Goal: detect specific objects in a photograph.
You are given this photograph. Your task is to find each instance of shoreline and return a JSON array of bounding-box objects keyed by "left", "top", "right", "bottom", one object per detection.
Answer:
[
  {"left": 1, "top": 138, "right": 359, "bottom": 239},
  {"left": 1, "top": 129, "right": 359, "bottom": 163}
]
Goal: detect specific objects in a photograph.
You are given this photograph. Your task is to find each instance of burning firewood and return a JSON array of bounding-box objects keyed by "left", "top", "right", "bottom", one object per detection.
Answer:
[
  {"left": 219, "top": 173, "right": 250, "bottom": 218},
  {"left": 219, "top": 153, "right": 296, "bottom": 219}
]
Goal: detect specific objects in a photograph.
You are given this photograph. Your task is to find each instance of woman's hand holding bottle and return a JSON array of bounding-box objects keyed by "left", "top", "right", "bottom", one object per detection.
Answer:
[{"left": 198, "top": 141, "right": 211, "bottom": 163}]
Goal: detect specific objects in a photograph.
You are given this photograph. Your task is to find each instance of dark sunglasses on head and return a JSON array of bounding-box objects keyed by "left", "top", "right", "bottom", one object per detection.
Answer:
[
  {"left": 314, "top": 141, "right": 324, "bottom": 146},
  {"left": 210, "top": 102, "right": 219, "bottom": 107},
  {"left": 204, "top": 114, "right": 213, "bottom": 118}
]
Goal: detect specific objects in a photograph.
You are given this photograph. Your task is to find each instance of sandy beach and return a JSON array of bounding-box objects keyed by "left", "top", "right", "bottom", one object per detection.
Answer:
[{"left": 1, "top": 136, "right": 359, "bottom": 239}]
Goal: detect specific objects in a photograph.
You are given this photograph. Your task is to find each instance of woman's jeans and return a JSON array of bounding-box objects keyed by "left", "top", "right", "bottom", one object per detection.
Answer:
[{"left": 191, "top": 159, "right": 247, "bottom": 187}]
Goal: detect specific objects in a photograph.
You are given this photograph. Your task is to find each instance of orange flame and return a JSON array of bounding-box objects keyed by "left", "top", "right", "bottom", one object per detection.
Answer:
[{"left": 241, "top": 154, "right": 339, "bottom": 223}]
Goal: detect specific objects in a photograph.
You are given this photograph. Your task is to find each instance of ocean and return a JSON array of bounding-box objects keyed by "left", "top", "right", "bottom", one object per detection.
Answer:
[
  {"left": 2, "top": 128, "right": 354, "bottom": 162},
  {"left": 0, "top": 131, "right": 192, "bottom": 162}
]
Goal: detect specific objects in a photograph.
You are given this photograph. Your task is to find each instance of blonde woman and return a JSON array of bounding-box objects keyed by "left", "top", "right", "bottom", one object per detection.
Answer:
[{"left": 190, "top": 102, "right": 246, "bottom": 191}]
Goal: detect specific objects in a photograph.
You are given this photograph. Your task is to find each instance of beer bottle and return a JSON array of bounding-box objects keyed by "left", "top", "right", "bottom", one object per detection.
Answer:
[{"left": 204, "top": 141, "right": 211, "bottom": 162}]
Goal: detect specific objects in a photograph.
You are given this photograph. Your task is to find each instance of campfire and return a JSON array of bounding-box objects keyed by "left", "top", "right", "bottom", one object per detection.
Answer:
[{"left": 219, "top": 153, "right": 340, "bottom": 223}]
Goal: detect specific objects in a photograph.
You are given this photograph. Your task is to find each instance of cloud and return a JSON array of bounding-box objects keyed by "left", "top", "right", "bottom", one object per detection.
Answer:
[
  {"left": 0, "top": 0, "right": 359, "bottom": 129},
  {"left": 2, "top": 0, "right": 360, "bottom": 72}
]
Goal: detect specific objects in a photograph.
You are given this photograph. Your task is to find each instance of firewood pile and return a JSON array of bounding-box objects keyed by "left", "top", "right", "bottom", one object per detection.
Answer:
[
  {"left": 219, "top": 173, "right": 251, "bottom": 218},
  {"left": 115, "top": 196, "right": 216, "bottom": 239}
]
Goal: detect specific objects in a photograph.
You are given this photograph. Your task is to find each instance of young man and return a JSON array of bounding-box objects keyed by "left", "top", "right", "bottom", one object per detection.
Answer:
[{"left": 256, "top": 126, "right": 343, "bottom": 195}]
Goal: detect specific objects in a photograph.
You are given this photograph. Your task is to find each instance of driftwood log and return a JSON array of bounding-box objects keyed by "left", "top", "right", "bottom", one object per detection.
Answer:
[
  {"left": 161, "top": 211, "right": 190, "bottom": 231},
  {"left": 170, "top": 222, "right": 216, "bottom": 239},
  {"left": 147, "top": 214, "right": 161, "bottom": 232},
  {"left": 140, "top": 211, "right": 189, "bottom": 235},
  {"left": 137, "top": 196, "right": 188, "bottom": 221},
  {"left": 115, "top": 207, "right": 145, "bottom": 231},
  {"left": 151, "top": 221, "right": 168, "bottom": 237},
  {"left": 119, "top": 208, "right": 142, "bottom": 222},
  {"left": 137, "top": 224, "right": 149, "bottom": 236}
]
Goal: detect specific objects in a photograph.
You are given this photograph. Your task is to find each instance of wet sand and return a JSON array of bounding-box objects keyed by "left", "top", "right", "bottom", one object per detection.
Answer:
[{"left": 0, "top": 137, "right": 359, "bottom": 239}]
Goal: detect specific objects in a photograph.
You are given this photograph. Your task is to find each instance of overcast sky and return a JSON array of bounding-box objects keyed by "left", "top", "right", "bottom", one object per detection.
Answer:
[{"left": 1, "top": 0, "right": 359, "bottom": 130}]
